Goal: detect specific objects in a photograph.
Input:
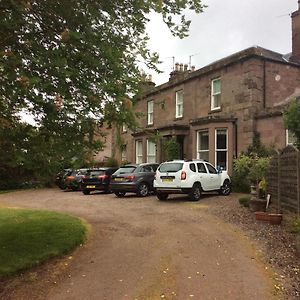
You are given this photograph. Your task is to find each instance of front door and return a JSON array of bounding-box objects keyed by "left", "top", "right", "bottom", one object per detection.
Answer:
[{"left": 176, "top": 135, "right": 185, "bottom": 160}]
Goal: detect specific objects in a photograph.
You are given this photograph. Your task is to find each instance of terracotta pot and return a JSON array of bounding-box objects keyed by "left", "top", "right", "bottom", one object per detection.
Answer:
[
  {"left": 268, "top": 213, "right": 283, "bottom": 225},
  {"left": 255, "top": 211, "right": 270, "bottom": 222}
]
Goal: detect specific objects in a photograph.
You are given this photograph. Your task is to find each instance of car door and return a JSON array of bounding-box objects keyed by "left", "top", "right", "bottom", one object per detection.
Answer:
[
  {"left": 205, "top": 163, "right": 221, "bottom": 190},
  {"left": 196, "top": 162, "right": 210, "bottom": 191}
]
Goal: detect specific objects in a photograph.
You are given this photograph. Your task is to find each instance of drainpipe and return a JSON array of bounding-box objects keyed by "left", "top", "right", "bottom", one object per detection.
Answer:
[
  {"left": 263, "top": 59, "right": 266, "bottom": 109},
  {"left": 232, "top": 120, "right": 238, "bottom": 159}
]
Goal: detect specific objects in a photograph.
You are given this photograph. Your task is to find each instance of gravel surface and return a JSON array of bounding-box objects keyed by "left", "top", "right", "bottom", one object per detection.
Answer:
[
  {"left": 0, "top": 189, "right": 299, "bottom": 299},
  {"left": 206, "top": 194, "right": 300, "bottom": 300}
]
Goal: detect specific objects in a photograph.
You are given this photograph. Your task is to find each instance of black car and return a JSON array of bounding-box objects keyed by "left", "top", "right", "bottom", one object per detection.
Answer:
[
  {"left": 64, "top": 168, "right": 88, "bottom": 191},
  {"left": 55, "top": 169, "right": 73, "bottom": 190},
  {"left": 81, "top": 167, "right": 118, "bottom": 195},
  {"left": 110, "top": 163, "right": 159, "bottom": 197}
]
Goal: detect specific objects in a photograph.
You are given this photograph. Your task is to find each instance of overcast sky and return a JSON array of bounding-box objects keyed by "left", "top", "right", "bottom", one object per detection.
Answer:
[{"left": 146, "top": 0, "right": 297, "bottom": 85}]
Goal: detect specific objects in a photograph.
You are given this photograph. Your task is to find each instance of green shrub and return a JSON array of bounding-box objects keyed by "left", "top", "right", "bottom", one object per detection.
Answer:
[
  {"left": 288, "top": 218, "right": 300, "bottom": 234},
  {"left": 104, "top": 157, "right": 119, "bottom": 167},
  {"left": 164, "top": 138, "right": 180, "bottom": 161},
  {"left": 231, "top": 154, "right": 252, "bottom": 192},
  {"left": 231, "top": 154, "right": 270, "bottom": 193},
  {"left": 283, "top": 98, "right": 300, "bottom": 149},
  {"left": 238, "top": 195, "right": 251, "bottom": 207}
]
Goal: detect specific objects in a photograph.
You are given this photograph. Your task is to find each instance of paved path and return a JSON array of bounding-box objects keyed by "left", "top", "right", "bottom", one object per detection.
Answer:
[{"left": 0, "top": 189, "right": 274, "bottom": 300}]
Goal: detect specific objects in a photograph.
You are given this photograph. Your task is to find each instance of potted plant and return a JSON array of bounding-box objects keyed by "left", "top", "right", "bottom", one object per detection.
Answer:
[{"left": 248, "top": 157, "right": 269, "bottom": 212}]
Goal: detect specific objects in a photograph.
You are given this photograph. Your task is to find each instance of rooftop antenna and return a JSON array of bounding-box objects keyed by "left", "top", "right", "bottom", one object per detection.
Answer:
[
  {"left": 189, "top": 52, "right": 201, "bottom": 69},
  {"left": 164, "top": 56, "right": 175, "bottom": 70}
]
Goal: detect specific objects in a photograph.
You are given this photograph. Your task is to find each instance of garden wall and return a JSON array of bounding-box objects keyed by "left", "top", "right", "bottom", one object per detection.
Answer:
[{"left": 266, "top": 145, "right": 300, "bottom": 213}]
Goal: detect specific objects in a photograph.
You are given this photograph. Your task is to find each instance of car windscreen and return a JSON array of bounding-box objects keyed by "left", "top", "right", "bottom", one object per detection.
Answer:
[
  {"left": 114, "top": 166, "right": 137, "bottom": 175},
  {"left": 158, "top": 163, "right": 183, "bottom": 173}
]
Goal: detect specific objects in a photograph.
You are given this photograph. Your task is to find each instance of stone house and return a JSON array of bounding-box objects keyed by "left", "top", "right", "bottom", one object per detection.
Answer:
[{"left": 114, "top": 2, "right": 300, "bottom": 175}]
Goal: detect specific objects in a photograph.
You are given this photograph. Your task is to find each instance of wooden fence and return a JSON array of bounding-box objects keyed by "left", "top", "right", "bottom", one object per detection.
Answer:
[{"left": 266, "top": 145, "right": 300, "bottom": 214}]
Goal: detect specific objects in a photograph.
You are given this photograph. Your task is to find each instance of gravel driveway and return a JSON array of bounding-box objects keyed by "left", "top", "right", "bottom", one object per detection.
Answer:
[{"left": 0, "top": 189, "right": 276, "bottom": 299}]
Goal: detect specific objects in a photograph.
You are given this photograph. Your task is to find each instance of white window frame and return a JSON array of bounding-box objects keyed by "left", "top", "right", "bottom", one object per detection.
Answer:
[
  {"left": 147, "top": 100, "right": 154, "bottom": 125},
  {"left": 215, "top": 128, "right": 228, "bottom": 170},
  {"left": 196, "top": 130, "right": 209, "bottom": 161},
  {"left": 122, "top": 123, "right": 127, "bottom": 132},
  {"left": 175, "top": 90, "right": 183, "bottom": 118},
  {"left": 146, "top": 140, "right": 156, "bottom": 163},
  {"left": 135, "top": 140, "right": 143, "bottom": 164},
  {"left": 211, "top": 78, "right": 221, "bottom": 110},
  {"left": 121, "top": 147, "right": 127, "bottom": 162},
  {"left": 286, "top": 129, "right": 297, "bottom": 146}
]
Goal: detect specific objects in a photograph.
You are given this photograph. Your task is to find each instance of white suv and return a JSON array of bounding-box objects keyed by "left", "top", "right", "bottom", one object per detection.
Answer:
[{"left": 154, "top": 159, "right": 231, "bottom": 201}]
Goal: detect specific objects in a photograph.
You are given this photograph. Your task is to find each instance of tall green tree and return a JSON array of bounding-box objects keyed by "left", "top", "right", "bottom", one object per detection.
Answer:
[
  {"left": 283, "top": 98, "right": 300, "bottom": 149},
  {"left": 0, "top": 0, "right": 205, "bottom": 184}
]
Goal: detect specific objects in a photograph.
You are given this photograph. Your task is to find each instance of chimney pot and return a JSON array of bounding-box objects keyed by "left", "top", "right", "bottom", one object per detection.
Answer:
[
  {"left": 184, "top": 64, "right": 188, "bottom": 71},
  {"left": 175, "top": 63, "right": 179, "bottom": 71},
  {"left": 191, "top": 66, "right": 195, "bottom": 72},
  {"left": 179, "top": 63, "right": 183, "bottom": 72}
]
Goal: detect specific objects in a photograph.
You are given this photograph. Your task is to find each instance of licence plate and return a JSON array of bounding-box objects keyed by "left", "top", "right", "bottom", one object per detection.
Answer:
[
  {"left": 114, "top": 178, "right": 124, "bottom": 182},
  {"left": 86, "top": 185, "right": 96, "bottom": 188},
  {"left": 162, "top": 178, "right": 173, "bottom": 182}
]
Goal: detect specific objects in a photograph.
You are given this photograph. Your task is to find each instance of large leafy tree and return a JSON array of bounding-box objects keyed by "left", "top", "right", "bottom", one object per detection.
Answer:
[
  {"left": 0, "top": 0, "right": 205, "bottom": 185},
  {"left": 283, "top": 98, "right": 300, "bottom": 149}
]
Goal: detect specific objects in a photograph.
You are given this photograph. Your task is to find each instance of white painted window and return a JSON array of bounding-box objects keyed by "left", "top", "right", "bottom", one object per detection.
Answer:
[
  {"left": 147, "top": 140, "right": 156, "bottom": 163},
  {"left": 215, "top": 129, "right": 227, "bottom": 170},
  {"left": 122, "top": 123, "right": 127, "bottom": 132},
  {"left": 121, "top": 147, "right": 127, "bottom": 162},
  {"left": 135, "top": 140, "right": 143, "bottom": 164},
  {"left": 286, "top": 129, "right": 297, "bottom": 146},
  {"left": 211, "top": 78, "right": 221, "bottom": 110},
  {"left": 197, "top": 130, "right": 209, "bottom": 161},
  {"left": 147, "top": 100, "right": 154, "bottom": 125},
  {"left": 175, "top": 90, "right": 183, "bottom": 118}
]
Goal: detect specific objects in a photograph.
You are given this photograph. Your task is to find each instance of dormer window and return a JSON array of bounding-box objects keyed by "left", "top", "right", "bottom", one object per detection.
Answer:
[
  {"left": 147, "top": 100, "right": 154, "bottom": 125},
  {"left": 211, "top": 78, "right": 221, "bottom": 110},
  {"left": 175, "top": 90, "right": 183, "bottom": 118}
]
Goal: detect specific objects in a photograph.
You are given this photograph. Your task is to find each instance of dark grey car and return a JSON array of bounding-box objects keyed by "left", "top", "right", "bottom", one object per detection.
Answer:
[{"left": 110, "top": 163, "right": 159, "bottom": 197}]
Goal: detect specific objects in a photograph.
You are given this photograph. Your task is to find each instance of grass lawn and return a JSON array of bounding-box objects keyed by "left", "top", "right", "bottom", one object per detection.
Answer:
[
  {"left": 0, "top": 208, "right": 87, "bottom": 277},
  {"left": 0, "top": 190, "right": 17, "bottom": 194}
]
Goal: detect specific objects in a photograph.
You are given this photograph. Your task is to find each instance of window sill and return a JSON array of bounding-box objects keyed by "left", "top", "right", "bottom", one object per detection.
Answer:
[
  {"left": 174, "top": 116, "right": 183, "bottom": 120},
  {"left": 209, "top": 107, "right": 222, "bottom": 114}
]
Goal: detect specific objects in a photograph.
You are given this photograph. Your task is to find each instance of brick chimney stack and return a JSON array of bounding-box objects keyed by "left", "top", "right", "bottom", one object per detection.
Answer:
[{"left": 290, "top": 0, "right": 300, "bottom": 63}]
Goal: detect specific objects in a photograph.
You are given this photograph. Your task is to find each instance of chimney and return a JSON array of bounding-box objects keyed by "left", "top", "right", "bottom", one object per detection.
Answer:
[{"left": 290, "top": 0, "right": 300, "bottom": 63}]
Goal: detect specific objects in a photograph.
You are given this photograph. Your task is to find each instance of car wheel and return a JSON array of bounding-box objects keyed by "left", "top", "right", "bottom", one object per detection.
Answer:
[
  {"left": 115, "top": 192, "right": 126, "bottom": 197},
  {"left": 83, "top": 190, "right": 90, "bottom": 195},
  {"left": 189, "top": 183, "right": 202, "bottom": 201},
  {"left": 137, "top": 183, "right": 149, "bottom": 197},
  {"left": 219, "top": 180, "right": 231, "bottom": 196},
  {"left": 58, "top": 184, "right": 66, "bottom": 190},
  {"left": 157, "top": 192, "right": 168, "bottom": 201}
]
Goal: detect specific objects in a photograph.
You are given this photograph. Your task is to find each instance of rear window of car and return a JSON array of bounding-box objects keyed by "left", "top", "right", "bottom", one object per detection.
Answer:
[
  {"left": 158, "top": 163, "right": 183, "bottom": 173},
  {"left": 88, "top": 171, "right": 105, "bottom": 176},
  {"left": 114, "top": 166, "right": 137, "bottom": 175}
]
